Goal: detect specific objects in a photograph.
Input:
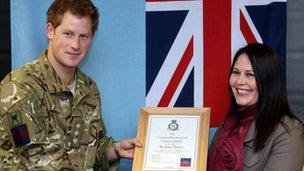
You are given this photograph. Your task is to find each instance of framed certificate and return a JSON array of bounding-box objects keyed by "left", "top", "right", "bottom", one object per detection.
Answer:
[{"left": 132, "top": 107, "right": 210, "bottom": 171}]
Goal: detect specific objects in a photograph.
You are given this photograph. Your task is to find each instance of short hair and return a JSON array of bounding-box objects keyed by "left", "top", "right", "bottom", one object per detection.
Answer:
[{"left": 46, "top": 0, "right": 99, "bottom": 34}]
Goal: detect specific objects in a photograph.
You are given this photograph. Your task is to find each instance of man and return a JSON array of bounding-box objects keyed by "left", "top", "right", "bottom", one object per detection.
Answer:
[{"left": 0, "top": 0, "right": 141, "bottom": 170}]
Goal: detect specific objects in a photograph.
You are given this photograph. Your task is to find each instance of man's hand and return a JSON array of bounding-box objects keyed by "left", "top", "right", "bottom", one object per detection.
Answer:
[{"left": 114, "top": 138, "right": 142, "bottom": 159}]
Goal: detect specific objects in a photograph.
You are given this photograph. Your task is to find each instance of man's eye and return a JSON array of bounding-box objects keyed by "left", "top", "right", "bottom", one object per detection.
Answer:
[
  {"left": 80, "top": 35, "right": 89, "bottom": 39},
  {"left": 64, "top": 33, "right": 72, "bottom": 37}
]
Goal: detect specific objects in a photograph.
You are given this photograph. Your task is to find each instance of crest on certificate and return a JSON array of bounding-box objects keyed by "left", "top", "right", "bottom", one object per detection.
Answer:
[{"left": 168, "top": 119, "right": 179, "bottom": 131}]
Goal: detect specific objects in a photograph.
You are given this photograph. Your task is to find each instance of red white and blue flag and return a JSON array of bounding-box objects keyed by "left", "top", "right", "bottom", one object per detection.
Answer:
[
  {"left": 180, "top": 158, "right": 192, "bottom": 167},
  {"left": 145, "top": 0, "right": 286, "bottom": 127}
]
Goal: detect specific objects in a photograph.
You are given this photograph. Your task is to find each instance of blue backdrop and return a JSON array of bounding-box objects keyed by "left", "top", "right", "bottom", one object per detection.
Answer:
[{"left": 11, "top": 1, "right": 145, "bottom": 170}]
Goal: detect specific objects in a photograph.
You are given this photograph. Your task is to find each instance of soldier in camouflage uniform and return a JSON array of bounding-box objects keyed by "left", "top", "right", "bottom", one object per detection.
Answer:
[{"left": 0, "top": 0, "right": 141, "bottom": 170}]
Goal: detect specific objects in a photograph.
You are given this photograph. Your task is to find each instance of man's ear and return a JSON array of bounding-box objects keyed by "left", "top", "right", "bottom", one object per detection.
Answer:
[{"left": 46, "top": 23, "right": 55, "bottom": 39}]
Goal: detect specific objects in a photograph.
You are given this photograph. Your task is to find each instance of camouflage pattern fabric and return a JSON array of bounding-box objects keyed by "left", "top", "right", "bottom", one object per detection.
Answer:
[{"left": 0, "top": 50, "right": 117, "bottom": 170}]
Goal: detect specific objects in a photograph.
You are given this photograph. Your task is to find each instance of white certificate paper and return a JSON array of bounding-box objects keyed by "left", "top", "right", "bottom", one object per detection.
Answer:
[{"left": 143, "top": 115, "right": 200, "bottom": 170}]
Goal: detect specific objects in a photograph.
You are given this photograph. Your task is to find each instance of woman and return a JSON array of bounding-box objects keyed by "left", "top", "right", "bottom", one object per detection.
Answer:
[{"left": 207, "top": 43, "right": 304, "bottom": 171}]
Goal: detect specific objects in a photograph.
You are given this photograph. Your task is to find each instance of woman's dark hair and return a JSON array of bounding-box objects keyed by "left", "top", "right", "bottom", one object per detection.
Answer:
[{"left": 228, "top": 43, "right": 297, "bottom": 151}]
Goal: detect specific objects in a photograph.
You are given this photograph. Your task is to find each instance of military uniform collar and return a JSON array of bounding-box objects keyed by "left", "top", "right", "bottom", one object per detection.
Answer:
[
  {"left": 73, "top": 68, "right": 90, "bottom": 105},
  {"left": 38, "top": 50, "right": 70, "bottom": 94},
  {"left": 38, "top": 50, "right": 90, "bottom": 98}
]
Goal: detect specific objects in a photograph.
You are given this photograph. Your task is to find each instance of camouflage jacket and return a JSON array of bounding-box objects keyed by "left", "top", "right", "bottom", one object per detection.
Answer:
[{"left": 0, "top": 51, "right": 116, "bottom": 170}]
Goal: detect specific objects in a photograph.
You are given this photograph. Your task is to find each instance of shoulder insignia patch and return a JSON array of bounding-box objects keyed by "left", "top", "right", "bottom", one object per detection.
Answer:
[
  {"left": 8, "top": 111, "right": 22, "bottom": 127},
  {"left": 10, "top": 124, "right": 30, "bottom": 147}
]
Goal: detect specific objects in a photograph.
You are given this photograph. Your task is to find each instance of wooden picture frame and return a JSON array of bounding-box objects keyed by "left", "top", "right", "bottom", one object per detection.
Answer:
[{"left": 132, "top": 107, "right": 211, "bottom": 171}]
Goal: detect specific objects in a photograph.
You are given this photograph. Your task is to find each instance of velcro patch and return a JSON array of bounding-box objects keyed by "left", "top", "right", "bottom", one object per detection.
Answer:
[
  {"left": 8, "top": 111, "right": 22, "bottom": 127},
  {"left": 10, "top": 124, "right": 30, "bottom": 147}
]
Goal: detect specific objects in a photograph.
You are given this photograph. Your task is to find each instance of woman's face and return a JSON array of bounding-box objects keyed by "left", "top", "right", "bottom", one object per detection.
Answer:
[{"left": 229, "top": 53, "right": 258, "bottom": 106}]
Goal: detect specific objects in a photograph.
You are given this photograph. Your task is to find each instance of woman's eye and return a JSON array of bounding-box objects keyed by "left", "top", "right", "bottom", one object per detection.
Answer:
[
  {"left": 232, "top": 70, "right": 240, "bottom": 74},
  {"left": 246, "top": 73, "right": 255, "bottom": 77}
]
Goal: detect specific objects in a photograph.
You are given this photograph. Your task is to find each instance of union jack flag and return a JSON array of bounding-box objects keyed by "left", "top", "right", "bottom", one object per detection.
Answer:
[{"left": 146, "top": 0, "right": 286, "bottom": 127}]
